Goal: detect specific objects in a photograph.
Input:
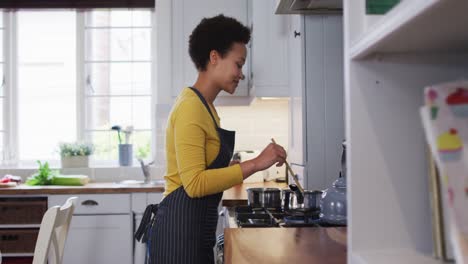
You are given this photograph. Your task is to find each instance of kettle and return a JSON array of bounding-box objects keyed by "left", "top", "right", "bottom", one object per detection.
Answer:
[{"left": 320, "top": 140, "right": 347, "bottom": 225}]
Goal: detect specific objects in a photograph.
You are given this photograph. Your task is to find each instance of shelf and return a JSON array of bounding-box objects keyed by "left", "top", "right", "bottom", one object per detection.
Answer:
[
  {"left": 2, "top": 253, "right": 34, "bottom": 257},
  {"left": 0, "top": 224, "right": 40, "bottom": 228},
  {"left": 350, "top": 0, "right": 468, "bottom": 60},
  {"left": 351, "top": 249, "right": 443, "bottom": 264}
]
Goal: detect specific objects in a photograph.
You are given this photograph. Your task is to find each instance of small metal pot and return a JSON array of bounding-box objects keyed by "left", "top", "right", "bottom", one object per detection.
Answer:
[
  {"left": 303, "top": 190, "right": 323, "bottom": 211},
  {"left": 262, "top": 188, "right": 281, "bottom": 208},
  {"left": 246, "top": 188, "right": 264, "bottom": 208},
  {"left": 282, "top": 189, "right": 299, "bottom": 210},
  {"left": 283, "top": 188, "right": 323, "bottom": 211}
]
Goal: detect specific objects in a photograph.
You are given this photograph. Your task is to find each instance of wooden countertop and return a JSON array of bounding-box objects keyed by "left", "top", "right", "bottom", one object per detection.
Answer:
[
  {"left": 224, "top": 227, "right": 347, "bottom": 264},
  {"left": 0, "top": 182, "right": 165, "bottom": 195},
  {"left": 222, "top": 181, "right": 287, "bottom": 207}
]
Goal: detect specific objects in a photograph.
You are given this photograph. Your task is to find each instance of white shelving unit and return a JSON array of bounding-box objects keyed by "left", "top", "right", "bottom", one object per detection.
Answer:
[
  {"left": 350, "top": 0, "right": 468, "bottom": 60},
  {"left": 345, "top": 0, "right": 468, "bottom": 263}
]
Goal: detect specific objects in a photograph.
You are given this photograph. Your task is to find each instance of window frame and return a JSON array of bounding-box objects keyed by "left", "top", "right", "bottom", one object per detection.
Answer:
[{"left": 0, "top": 9, "right": 156, "bottom": 167}]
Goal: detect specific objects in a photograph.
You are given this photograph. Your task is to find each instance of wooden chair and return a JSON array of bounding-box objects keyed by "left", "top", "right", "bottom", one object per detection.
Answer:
[{"left": 32, "top": 197, "right": 77, "bottom": 264}]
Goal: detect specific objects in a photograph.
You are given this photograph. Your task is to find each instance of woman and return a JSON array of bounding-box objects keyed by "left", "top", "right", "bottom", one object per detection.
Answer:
[{"left": 136, "top": 14, "right": 287, "bottom": 264}]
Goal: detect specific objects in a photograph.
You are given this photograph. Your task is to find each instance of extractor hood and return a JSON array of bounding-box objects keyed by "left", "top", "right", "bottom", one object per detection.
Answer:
[{"left": 275, "top": 0, "right": 342, "bottom": 14}]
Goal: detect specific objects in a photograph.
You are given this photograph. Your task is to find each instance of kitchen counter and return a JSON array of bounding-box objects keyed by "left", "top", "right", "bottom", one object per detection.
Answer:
[
  {"left": 224, "top": 227, "right": 347, "bottom": 264},
  {"left": 0, "top": 182, "right": 164, "bottom": 195},
  {"left": 222, "top": 181, "right": 287, "bottom": 207}
]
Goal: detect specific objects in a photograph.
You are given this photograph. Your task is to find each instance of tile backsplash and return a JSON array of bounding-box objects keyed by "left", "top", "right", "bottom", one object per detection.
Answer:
[{"left": 216, "top": 98, "right": 289, "bottom": 152}]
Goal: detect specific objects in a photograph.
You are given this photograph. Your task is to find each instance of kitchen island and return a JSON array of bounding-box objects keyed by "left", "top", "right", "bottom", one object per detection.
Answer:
[
  {"left": 224, "top": 227, "right": 347, "bottom": 264},
  {"left": 221, "top": 182, "right": 347, "bottom": 264}
]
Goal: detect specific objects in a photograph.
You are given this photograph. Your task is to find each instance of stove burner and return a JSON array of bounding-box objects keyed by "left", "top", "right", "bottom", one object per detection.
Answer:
[{"left": 234, "top": 206, "right": 346, "bottom": 228}]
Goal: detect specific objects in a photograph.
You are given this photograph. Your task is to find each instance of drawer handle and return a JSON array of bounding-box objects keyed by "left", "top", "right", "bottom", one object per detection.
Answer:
[{"left": 81, "top": 200, "right": 99, "bottom": 206}]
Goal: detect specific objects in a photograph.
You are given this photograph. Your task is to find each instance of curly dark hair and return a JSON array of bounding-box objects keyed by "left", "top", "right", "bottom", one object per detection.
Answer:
[{"left": 189, "top": 14, "right": 251, "bottom": 71}]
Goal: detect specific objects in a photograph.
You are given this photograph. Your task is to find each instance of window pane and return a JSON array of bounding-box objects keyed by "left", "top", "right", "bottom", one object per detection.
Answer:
[
  {"left": 87, "top": 28, "right": 130, "bottom": 61},
  {"left": 0, "top": 98, "right": 3, "bottom": 130},
  {"left": 86, "top": 97, "right": 132, "bottom": 130},
  {"left": 86, "top": 96, "right": 150, "bottom": 130},
  {"left": 86, "top": 10, "right": 151, "bottom": 27},
  {"left": 132, "top": 97, "right": 151, "bottom": 129},
  {"left": 86, "top": 28, "right": 151, "bottom": 61},
  {"left": 87, "top": 130, "right": 117, "bottom": 160},
  {"left": 132, "top": 63, "right": 151, "bottom": 94},
  {"left": 86, "top": 62, "right": 150, "bottom": 95},
  {"left": 0, "top": 29, "right": 3, "bottom": 62},
  {"left": 87, "top": 130, "right": 151, "bottom": 161},
  {"left": 18, "top": 11, "right": 76, "bottom": 160},
  {"left": 132, "top": 11, "right": 152, "bottom": 27},
  {"left": 0, "top": 12, "right": 3, "bottom": 28},
  {"left": 86, "top": 97, "right": 110, "bottom": 130},
  {"left": 134, "top": 131, "right": 151, "bottom": 159},
  {"left": 132, "top": 29, "right": 151, "bottom": 60},
  {"left": 0, "top": 132, "right": 3, "bottom": 161},
  {"left": 0, "top": 64, "right": 3, "bottom": 96}
]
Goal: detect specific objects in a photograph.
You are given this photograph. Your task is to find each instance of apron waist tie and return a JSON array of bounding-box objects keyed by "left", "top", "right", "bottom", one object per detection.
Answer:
[{"left": 135, "top": 204, "right": 159, "bottom": 243}]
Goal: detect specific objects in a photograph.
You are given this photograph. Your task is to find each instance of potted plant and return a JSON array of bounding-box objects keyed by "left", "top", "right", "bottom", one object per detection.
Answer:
[{"left": 59, "top": 142, "right": 94, "bottom": 168}]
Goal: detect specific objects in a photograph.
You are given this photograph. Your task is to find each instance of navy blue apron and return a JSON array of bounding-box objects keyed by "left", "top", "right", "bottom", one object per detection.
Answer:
[{"left": 135, "top": 87, "right": 235, "bottom": 264}]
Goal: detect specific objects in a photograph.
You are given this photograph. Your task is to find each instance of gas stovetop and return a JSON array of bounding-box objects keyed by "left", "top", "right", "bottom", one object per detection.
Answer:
[{"left": 233, "top": 206, "right": 345, "bottom": 228}]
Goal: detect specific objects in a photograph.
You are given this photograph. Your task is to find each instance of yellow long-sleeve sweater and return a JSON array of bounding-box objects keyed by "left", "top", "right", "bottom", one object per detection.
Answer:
[{"left": 163, "top": 87, "right": 243, "bottom": 198}]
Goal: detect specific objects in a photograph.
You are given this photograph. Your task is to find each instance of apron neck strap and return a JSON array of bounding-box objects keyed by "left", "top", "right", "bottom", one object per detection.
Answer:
[{"left": 188, "top": 87, "right": 219, "bottom": 128}]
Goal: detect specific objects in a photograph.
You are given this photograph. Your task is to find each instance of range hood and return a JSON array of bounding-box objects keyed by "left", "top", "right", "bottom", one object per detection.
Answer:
[{"left": 275, "top": 0, "right": 342, "bottom": 14}]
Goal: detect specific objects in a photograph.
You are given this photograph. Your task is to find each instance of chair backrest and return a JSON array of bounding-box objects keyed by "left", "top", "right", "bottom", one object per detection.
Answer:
[{"left": 32, "top": 197, "right": 77, "bottom": 264}]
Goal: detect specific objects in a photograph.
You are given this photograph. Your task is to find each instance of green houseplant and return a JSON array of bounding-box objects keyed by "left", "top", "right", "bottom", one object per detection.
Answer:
[{"left": 59, "top": 142, "right": 94, "bottom": 168}]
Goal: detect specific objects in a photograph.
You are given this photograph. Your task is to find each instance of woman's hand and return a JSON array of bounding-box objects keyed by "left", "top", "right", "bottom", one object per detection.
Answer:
[
  {"left": 239, "top": 143, "right": 287, "bottom": 179},
  {"left": 253, "top": 143, "right": 287, "bottom": 171},
  {"left": 229, "top": 160, "right": 240, "bottom": 166}
]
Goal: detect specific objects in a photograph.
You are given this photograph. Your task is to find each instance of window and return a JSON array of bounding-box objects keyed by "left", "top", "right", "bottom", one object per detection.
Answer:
[
  {"left": 18, "top": 11, "right": 77, "bottom": 161},
  {"left": 2, "top": 9, "right": 154, "bottom": 165},
  {"left": 84, "top": 10, "right": 153, "bottom": 162}
]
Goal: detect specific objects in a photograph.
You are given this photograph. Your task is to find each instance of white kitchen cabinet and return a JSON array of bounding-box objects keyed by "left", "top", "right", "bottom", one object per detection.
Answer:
[
  {"left": 251, "top": 0, "right": 290, "bottom": 97},
  {"left": 345, "top": 0, "right": 468, "bottom": 263},
  {"left": 288, "top": 15, "right": 305, "bottom": 166},
  {"left": 171, "top": 0, "right": 250, "bottom": 97},
  {"left": 63, "top": 214, "right": 132, "bottom": 264},
  {"left": 132, "top": 192, "right": 163, "bottom": 264},
  {"left": 49, "top": 194, "right": 132, "bottom": 264},
  {"left": 288, "top": 14, "right": 344, "bottom": 191}
]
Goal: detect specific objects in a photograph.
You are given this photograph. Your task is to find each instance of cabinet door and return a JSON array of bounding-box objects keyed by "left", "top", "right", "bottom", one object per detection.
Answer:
[
  {"left": 63, "top": 214, "right": 132, "bottom": 264},
  {"left": 251, "top": 0, "right": 290, "bottom": 97},
  {"left": 172, "top": 0, "right": 250, "bottom": 97},
  {"left": 305, "top": 15, "right": 344, "bottom": 190},
  {"left": 288, "top": 15, "right": 305, "bottom": 166}
]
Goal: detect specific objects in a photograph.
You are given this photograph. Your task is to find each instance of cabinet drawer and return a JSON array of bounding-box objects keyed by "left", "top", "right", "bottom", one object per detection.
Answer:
[
  {"left": 49, "top": 194, "right": 130, "bottom": 214},
  {"left": 0, "top": 197, "right": 47, "bottom": 225},
  {"left": 0, "top": 228, "right": 39, "bottom": 253}
]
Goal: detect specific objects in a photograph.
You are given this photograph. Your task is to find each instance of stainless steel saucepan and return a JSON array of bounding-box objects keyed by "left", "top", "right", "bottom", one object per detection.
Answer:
[
  {"left": 246, "top": 187, "right": 282, "bottom": 208},
  {"left": 282, "top": 185, "right": 322, "bottom": 211}
]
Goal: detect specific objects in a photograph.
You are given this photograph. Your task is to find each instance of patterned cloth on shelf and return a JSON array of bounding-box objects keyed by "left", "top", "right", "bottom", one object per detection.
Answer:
[{"left": 421, "top": 80, "right": 468, "bottom": 263}]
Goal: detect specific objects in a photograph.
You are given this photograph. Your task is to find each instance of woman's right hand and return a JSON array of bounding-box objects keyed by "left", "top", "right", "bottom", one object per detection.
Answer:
[
  {"left": 239, "top": 143, "right": 287, "bottom": 179},
  {"left": 254, "top": 143, "right": 287, "bottom": 171}
]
